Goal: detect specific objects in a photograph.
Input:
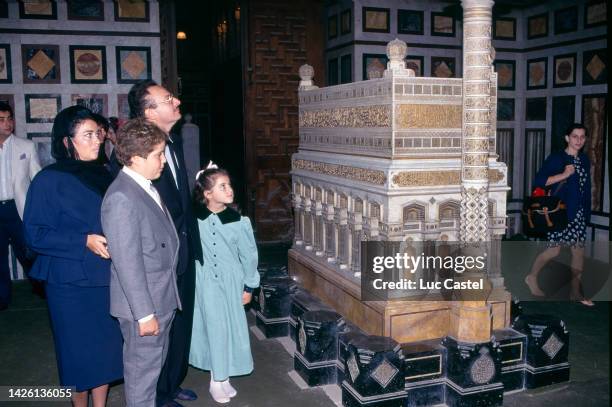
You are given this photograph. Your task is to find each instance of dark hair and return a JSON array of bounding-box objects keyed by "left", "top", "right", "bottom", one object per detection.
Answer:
[
  {"left": 564, "top": 123, "right": 587, "bottom": 137},
  {"left": 563, "top": 123, "right": 587, "bottom": 149},
  {"left": 115, "top": 118, "right": 168, "bottom": 166},
  {"left": 108, "top": 116, "right": 120, "bottom": 133},
  {"left": 91, "top": 113, "right": 109, "bottom": 132},
  {"left": 51, "top": 105, "right": 96, "bottom": 160},
  {"left": 128, "top": 79, "right": 158, "bottom": 119},
  {"left": 0, "top": 101, "right": 13, "bottom": 117},
  {"left": 193, "top": 168, "right": 230, "bottom": 207}
]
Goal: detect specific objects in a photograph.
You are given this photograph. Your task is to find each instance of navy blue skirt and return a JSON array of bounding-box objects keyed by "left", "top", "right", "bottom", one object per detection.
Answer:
[{"left": 46, "top": 283, "right": 123, "bottom": 391}]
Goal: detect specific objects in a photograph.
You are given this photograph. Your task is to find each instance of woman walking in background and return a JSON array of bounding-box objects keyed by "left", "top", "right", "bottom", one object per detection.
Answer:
[{"left": 524, "top": 123, "right": 593, "bottom": 306}]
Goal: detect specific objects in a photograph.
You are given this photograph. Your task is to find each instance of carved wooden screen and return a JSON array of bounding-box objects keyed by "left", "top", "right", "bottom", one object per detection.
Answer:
[{"left": 243, "top": 0, "right": 324, "bottom": 244}]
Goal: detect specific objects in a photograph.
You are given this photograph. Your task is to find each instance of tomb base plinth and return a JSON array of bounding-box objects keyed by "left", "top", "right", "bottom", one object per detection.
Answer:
[{"left": 289, "top": 249, "right": 511, "bottom": 344}]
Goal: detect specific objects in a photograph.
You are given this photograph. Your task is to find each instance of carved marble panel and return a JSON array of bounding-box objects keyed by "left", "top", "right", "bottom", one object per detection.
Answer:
[
  {"left": 465, "top": 39, "right": 492, "bottom": 52},
  {"left": 463, "top": 167, "right": 489, "bottom": 180},
  {"left": 463, "top": 153, "right": 488, "bottom": 166},
  {"left": 464, "top": 83, "right": 491, "bottom": 95},
  {"left": 464, "top": 24, "right": 491, "bottom": 37},
  {"left": 395, "top": 104, "right": 462, "bottom": 129},
  {"left": 463, "top": 138, "right": 490, "bottom": 150},
  {"left": 465, "top": 54, "right": 490, "bottom": 66},
  {"left": 300, "top": 105, "right": 391, "bottom": 128},
  {"left": 464, "top": 68, "right": 491, "bottom": 81},
  {"left": 464, "top": 97, "right": 491, "bottom": 109}
]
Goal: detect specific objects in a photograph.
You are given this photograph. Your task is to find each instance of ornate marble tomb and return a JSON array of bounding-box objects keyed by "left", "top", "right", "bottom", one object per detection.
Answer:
[{"left": 289, "top": 34, "right": 511, "bottom": 344}]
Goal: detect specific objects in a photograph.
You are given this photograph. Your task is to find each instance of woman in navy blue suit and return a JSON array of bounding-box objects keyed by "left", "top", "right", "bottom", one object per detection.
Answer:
[
  {"left": 24, "top": 106, "right": 123, "bottom": 406},
  {"left": 524, "top": 123, "right": 593, "bottom": 306}
]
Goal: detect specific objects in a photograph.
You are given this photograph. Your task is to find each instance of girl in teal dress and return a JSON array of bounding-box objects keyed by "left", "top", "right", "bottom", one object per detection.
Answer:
[{"left": 189, "top": 167, "right": 260, "bottom": 404}]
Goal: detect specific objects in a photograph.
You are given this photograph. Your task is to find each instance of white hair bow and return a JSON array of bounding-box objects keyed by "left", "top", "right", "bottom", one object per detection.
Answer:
[{"left": 195, "top": 161, "right": 219, "bottom": 180}]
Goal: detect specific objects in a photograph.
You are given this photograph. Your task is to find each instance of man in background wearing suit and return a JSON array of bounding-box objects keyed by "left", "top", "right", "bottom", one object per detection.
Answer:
[
  {"left": 102, "top": 118, "right": 181, "bottom": 407},
  {"left": 128, "top": 80, "right": 203, "bottom": 407},
  {"left": 0, "top": 101, "right": 41, "bottom": 310}
]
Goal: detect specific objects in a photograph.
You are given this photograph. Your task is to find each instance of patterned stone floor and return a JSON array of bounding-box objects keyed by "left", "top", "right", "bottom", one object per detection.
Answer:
[{"left": 0, "top": 281, "right": 608, "bottom": 407}]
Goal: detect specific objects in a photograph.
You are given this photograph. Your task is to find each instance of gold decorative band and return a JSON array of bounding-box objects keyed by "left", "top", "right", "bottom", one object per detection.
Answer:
[
  {"left": 489, "top": 169, "right": 504, "bottom": 183},
  {"left": 299, "top": 105, "right": 391, "bottom": 128},
  {"left": 392, "top": 169, "right": 504, "bottom": 186},
  {"left": 292, "top": 159, "right": 387, "bottom": 185},
  {"left": 393, "top": 170, "right": 460, "bottom": 186},
  {"left": 395, "top": 104, "right": 462, "bottom": 129}
]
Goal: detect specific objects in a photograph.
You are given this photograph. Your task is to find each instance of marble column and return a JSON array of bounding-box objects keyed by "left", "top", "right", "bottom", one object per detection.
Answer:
[
  {"left": 459, "top": 0, "right": 494, "bottom": 243},
  {"left": 293, "top": 194, "right": 303, "bottom": 246},
  {"left": 313, "top": 201, "right": 324, "bottom": 256},
  {"left": 349, "top": 211, "right": 363, "bottom": 276},
  {"left": 324, "top": 204, "right": 336, "bottom": 262},
  {"left": 451, "top": 0, "right": 495, "bottom": 344},
  {"left": 303, "top": 196, "right": 313, "bottom": 251},
  {"left": 336, "top": 205, "right": 349, "bottom": 269}
]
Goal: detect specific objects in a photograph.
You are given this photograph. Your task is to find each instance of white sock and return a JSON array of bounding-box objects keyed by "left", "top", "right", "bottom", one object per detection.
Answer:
[
  {"left": 209, "top": 379, "right": 230, "bottom": 403},
  {"left": 221, "top": 379, "right": 237, "bottom": 398}
]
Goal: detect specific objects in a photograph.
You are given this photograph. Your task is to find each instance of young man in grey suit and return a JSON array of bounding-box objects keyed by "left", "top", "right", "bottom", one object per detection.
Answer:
[
  {"left": 101, "top": 118, "right": 181, "bottom": 407},
  {"left": 0, "top": 101, "right": 41, "bottom": 310}
]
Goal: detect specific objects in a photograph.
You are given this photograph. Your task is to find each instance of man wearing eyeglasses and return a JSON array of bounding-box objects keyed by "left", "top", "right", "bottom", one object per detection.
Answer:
[
  {"left": 125, "top": 80, "right": 203, "bottom": 407},
  {"left": 0, "top": 101, "right": 41, "bottom": 310}
]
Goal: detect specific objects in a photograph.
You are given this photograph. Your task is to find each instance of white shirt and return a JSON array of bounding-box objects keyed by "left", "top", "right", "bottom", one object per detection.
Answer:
[
  {"left": 122, "top": 166, "right": 164, "bottom": 211},
  {"left": 121, "top": 166, "right": 163, "bottom": 323},
  {"left": 0, "top": 134, "right": 14, "bottom": 201}
]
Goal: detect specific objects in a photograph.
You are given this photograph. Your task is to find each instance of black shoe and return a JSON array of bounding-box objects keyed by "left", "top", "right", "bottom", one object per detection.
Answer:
[{"left": 175, "top": 388, "right": 197, "bottom": 401}]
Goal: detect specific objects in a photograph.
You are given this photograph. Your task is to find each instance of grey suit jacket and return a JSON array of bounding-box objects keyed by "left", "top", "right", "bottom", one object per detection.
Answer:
[{"left": 101, "top": 171, "right": 181, "bottom": 321}]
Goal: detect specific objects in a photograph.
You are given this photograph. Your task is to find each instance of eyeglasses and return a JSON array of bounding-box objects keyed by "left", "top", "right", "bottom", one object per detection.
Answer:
[{"left": 157, "top": 93, "right": 175, "bottom": 105}]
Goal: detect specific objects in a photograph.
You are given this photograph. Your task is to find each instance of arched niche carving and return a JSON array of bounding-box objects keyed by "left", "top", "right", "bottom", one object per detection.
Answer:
[
  {"left": 402, "top": 203, "right": 426, "bottom": 223},
  {"left": 439, "top": 200, "right": 460, "bottom": 220}
]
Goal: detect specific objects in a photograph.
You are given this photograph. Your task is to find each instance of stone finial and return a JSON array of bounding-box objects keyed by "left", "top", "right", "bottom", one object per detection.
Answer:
[
  {"left": 366, "top": 58, "right": 385, "bottom": 79},
  {"left": 384, "top": 38, "right": 414, "bottom": 78},
  {"left": 298, "top": 64, "right": 318, "bottom": 90},
  {"left": 299, "top": 64, "right": 314, "bottom": 81},
  {"left": 386, "top": 38, "right": 408, "bottom": 62}
]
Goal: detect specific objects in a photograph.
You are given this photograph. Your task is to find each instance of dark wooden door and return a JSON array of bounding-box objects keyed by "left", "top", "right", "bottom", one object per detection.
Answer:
[{"left": 243, "top": 0, "right": 324, "bottom": 244}]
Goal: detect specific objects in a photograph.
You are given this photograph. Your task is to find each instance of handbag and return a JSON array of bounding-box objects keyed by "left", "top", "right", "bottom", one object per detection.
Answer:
[{"left": 522, "top": 181, "right": 568, "bottom": 238}]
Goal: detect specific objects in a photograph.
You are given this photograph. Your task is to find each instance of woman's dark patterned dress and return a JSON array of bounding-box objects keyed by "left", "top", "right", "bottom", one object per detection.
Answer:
[{"left": 547, "top": 154, "right": 587, "bottom": 244}]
